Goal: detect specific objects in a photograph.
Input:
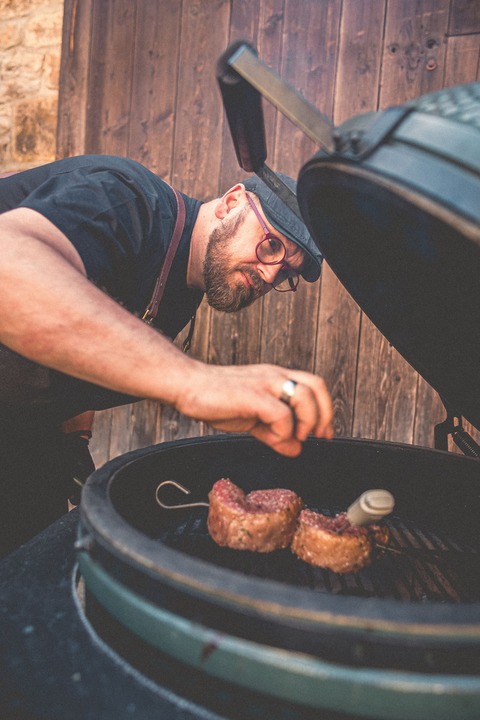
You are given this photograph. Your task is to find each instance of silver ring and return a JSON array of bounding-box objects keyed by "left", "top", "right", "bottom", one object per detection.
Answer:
[{"left": 280, "top": 379, "right": 297, "bottom": 405}]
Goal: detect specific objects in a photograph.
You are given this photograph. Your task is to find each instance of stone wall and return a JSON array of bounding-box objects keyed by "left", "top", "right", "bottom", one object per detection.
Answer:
[{"left": 0, "top": 0, "right": 63, "bottom": 172}]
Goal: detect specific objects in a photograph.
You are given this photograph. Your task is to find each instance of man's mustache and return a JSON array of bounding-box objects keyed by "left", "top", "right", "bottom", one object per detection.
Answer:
[{"left": 238, "top": 266, "right": 265, "bottom": 295}]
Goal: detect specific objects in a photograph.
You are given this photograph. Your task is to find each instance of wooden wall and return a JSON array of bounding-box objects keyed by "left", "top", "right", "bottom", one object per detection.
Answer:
[{"left": 57, "top": 0, "right": 480, "bottom": 467}]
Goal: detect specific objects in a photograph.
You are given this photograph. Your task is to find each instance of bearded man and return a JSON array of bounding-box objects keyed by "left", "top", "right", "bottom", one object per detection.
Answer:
[{"left": 0, "top": 154, "right": 333, "bottom": 557}]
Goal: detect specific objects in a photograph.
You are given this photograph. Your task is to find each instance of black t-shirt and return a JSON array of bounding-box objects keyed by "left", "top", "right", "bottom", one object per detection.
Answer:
[{"left": 0, "top": 155, "right": 204, "bottom": 423}]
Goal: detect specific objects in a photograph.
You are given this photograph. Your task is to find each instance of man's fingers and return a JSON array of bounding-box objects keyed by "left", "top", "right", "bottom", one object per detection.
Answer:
[
  {"left": 188, "top": 363, "right": 334, "bottom": 456},
  {"left": 248, "top": 419, "right": 303, "bottom": 457},
  {"left": 276, "top": 373, "right": 334, "bottom": 442}
]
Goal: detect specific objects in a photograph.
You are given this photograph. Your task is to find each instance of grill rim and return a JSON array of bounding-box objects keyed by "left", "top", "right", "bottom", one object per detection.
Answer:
[{"left": 79, "top": 435, "right": 480, "bottom": 643}]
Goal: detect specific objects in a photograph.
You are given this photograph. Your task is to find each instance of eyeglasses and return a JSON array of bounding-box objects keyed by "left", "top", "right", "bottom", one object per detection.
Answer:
[{"left": 246, "top": 194, "right": 300, "bottom": 292}]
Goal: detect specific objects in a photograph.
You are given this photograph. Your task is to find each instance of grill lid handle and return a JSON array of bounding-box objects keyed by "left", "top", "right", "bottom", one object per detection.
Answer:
[
  {"left": 346, "top": 490, "right": 395, "bottom": 527},
  {"left": 216, "top": 41, "right": 334, "bottom": 221},
  {"left": 217, "top": 40, "right": 334, "bottom": 154}
]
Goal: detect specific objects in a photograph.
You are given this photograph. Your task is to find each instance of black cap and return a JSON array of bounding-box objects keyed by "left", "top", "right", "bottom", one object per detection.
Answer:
[{"left": 243, "top": 173, "right": 322, "bottom": 282}]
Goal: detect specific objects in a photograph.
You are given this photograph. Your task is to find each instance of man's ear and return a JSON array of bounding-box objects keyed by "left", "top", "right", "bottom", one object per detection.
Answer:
[{"left": 214, "top": 183, "right": 247, "bottom": 219}]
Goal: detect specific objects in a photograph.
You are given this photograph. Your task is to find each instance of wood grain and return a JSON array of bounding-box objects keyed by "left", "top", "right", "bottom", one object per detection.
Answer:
[{"left": 56, "top": 0, "right": 94, "bottom": 158}]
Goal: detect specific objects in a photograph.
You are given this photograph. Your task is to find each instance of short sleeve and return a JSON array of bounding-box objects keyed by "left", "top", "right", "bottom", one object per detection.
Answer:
[{"left": 19, "top": 167, "right": 158, "bottom": 298}]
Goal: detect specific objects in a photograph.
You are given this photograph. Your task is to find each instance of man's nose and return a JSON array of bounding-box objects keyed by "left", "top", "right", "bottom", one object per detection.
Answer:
[{"left": 256, "top": 262, "right": 280, "bottom": 286}]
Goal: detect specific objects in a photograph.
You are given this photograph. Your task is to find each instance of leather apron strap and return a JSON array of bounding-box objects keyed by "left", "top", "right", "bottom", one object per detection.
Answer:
[{"left": 142, "top": 187, "right": 186, "bottom": 325}]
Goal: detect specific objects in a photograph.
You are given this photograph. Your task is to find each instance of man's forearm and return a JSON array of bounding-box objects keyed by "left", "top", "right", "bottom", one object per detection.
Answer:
[{"left": 0, "top": 207, "right": 194, "bottom": 408}]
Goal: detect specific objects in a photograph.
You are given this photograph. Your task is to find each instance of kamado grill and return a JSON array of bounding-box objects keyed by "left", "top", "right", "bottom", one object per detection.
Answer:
[{"left": 1, "top": 43, "right": 480, "bottom": 720}]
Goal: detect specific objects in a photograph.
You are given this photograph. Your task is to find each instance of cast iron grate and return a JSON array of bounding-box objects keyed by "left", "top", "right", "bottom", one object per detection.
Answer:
[{"left": 156, "top": 507, "right": 480, "bottom": 604}]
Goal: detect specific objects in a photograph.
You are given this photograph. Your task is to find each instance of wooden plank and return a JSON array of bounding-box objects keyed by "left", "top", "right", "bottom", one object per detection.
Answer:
[
  {"left": 444, "top": 32, "right": 480, "bottom": 84},
  {"left": 413, "top": 377, "right": 445, "bottom": 448},
  {"left": 106, "top": 403, "right": 135, "bottom": 459},
  {"left": 57, "top": 0, "right": 116, "bottom": 463},
  {"left": 211, "top": 0, "right": 307, "bottom": 374},
  {"left": 448, "top": 0, "right": 480, "bottom": 35},
  {"left": 84, "top": 0, "right": 137, "bottom": 154},
  {"left": 209, "top": 303, "right": 264, "bottom": 367},
  {"left": 157, "top": 405, "right": 206, "bottom": 443},
  {"left": 315, "top": 265, "right": 363, "bottom": 437},
  {"left": 352, "top": 310, "right": 420, "bottom": 443},
  {"left": 158, "top": 0, "right": 231, "bottom": 444},
  {"left": 273, "top": 0, "right": 340, "bottom": 173},
  {"left": 257, "top": 0, "right": 294, "bottom": 164},
  {"left": 89, "top": 402, "right": 159, "bottom": 469},
  {"left": 216, "top": 0, "right": 288, "bottom": 187},
  {"left": 315, "top": 0, "right": 387, "bottom": 437},
  {"left": 93, "top": 400, "right": 161, "bottom": 455},
  {"left": 380, "top": 0, "right": 451, "bottom": 107},
  {"left": 216, "top": 0, "right": 287, "bottom": 186},
  {"left": 170, "top": 1, "right": 231, "bottom": 198},
  {"left": 84, "top": 1, "right": 139, "bottom": 459},
  {"left": 260, "top": 0, "right": 341, "bottom": 377},
  {"left": 334, "top": 0, "right": 387, "bottom": 124},
  {"left": 127, "top": 0, "right": 182, "bottom": 179},
  {"left": 260, "top": 283, "right": 320, "bottom": 372},
  {"left": 353, "top": 316, "right": 419, "bottom": 441},
  {"left": 56, "top": 0, "right": 94, "bottom": 158},
  {"left": 89, "top": 408, "right": 112, "bottom": 467},
  {"left": 209, "top": 0, "right": 265, "bottom": 370},
  {"left": 118, "top": 1, "right": 183, "bottom": 453}
]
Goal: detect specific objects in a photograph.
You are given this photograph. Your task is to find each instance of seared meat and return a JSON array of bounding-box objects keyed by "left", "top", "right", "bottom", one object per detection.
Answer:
[
  {"left": 291, "top": 510, "right": 389, "bottom": 574},
  {"left": 208, "top": 478, "right": 304, "bottom": 552}
]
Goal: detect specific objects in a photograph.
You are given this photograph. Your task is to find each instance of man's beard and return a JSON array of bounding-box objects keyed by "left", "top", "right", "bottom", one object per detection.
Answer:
[{"left": 203, "top": 210, "right": 265, "bottom": 312}]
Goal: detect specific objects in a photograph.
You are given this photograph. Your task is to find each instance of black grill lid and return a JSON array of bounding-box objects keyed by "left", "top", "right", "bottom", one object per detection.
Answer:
[
  {"left": 216, "top": 43, "right": 480, "bottom": 429},
  {"left": 298, "top": 83, "right": 480, "bottom": 430}
]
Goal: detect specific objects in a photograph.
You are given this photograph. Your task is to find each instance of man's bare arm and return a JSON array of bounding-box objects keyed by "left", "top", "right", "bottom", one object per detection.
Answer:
[
  {"left": 0, "top": 207, "right": 196, "bottom": 404},
  {"left": 0, "top": 208, "right": 333, "bottom": 456}
]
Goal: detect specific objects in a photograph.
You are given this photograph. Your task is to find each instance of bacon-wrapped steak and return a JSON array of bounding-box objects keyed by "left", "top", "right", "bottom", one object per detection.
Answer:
[
  {"left": 291, "top": 510, "right": 389, "bottom": 573},
  {"left": 208, "top": 478, "right": 304, "bottom": 552}
]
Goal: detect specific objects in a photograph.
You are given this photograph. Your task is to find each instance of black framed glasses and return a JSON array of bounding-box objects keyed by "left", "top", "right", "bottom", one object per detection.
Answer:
[{"left": 246, "top": 194, "right": 300, "bottom": 292}]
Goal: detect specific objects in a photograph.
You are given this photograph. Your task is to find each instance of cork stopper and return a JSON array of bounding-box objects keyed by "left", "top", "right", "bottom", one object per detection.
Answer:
[{"left": 346, "top": 489, "right": 395, "bottom": 527}]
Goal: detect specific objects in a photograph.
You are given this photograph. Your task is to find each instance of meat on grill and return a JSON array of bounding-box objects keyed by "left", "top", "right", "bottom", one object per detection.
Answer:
[
  {"left": 291, "top": 510, "right": 390, "bottom": 574},
  {"left": 207, "top": 478, "right": 304, "bottom": 552}
]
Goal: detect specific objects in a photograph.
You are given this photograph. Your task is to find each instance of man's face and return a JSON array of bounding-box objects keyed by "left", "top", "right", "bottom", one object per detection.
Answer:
[{"left": 203, "top": 201, "right": 305, "bottom": 313}]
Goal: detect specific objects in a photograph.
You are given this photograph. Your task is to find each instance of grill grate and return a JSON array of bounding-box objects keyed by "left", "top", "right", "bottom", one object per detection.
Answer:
[{"left": 157, "top": 507, "right": 480, "bottom": 603}]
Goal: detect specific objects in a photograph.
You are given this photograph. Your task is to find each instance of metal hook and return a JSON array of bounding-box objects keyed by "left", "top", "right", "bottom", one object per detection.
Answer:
[{"left": 155, "top": 480, "right": 209, "bottom": 510}]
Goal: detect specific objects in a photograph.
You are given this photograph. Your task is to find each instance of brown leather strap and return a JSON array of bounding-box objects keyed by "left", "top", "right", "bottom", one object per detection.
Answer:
[{"left": 142, "top": 187, "right": 186, "bottom": 324}]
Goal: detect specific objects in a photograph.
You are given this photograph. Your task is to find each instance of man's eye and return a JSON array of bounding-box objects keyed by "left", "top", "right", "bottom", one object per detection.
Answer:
[{"left": 267, "top": 237, "right": 283, "bottom": 256}]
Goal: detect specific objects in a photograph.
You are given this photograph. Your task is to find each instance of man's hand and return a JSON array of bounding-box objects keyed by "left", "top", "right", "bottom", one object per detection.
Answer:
[{"left": 175, "top": 363, "right": 334, "bottom": 457}]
